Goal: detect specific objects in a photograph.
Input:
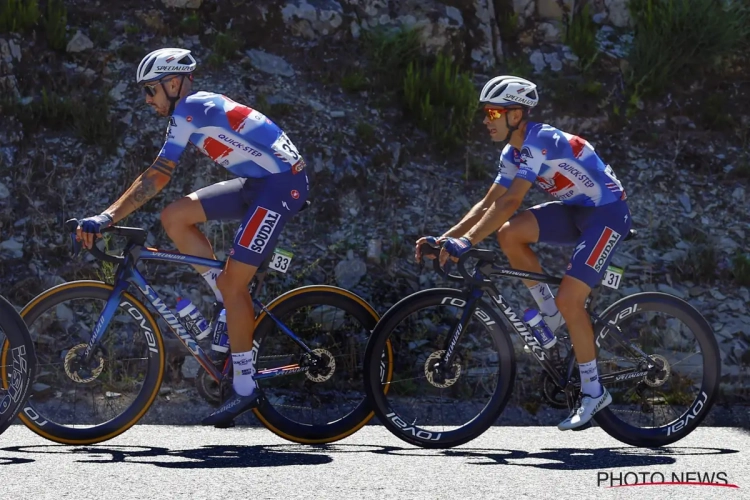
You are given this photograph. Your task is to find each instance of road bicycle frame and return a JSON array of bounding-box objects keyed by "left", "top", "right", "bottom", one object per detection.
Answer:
[
  {"left": 426, "top": 246, "right": 658, "bottom": 404},
  {"left": 67, "top": 222, "right": 319, "bottom": 386}
]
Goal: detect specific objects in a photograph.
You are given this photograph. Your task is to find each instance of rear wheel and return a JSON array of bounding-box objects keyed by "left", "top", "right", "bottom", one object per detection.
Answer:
[
  {"left": 593, "top": 292, "right": 721, "bottom": 447},
  {"left": 0, "top": 295, "right": 37, "bottom": 436},
  {"left": 250, "top": 285, "right": 393, "bottom": 444}
]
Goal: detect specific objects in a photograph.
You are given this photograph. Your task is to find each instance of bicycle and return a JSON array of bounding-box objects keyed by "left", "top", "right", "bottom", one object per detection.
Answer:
[
  {"left": 0, "top": 295, "right": 36, "bottom": 436},
  {"left": 363, "top": 230, "right": 721, "bottom": 448},
  {"left": 18, "top": 203, "right": 393, "bottom": 445}
]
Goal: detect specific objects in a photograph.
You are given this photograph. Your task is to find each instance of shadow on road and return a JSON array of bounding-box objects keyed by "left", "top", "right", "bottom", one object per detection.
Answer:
[
  {"left": 0, "top": 443, "right": 738, "bottom": 470},
  {"left": 0, "top": 444, "right": 332, "bottom": 468}
]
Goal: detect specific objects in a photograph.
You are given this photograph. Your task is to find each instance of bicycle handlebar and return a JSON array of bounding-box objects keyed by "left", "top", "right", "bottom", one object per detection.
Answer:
[
  {"left": 65, "top": 218, "right": 125, "bottom": 265},
  {"left": 418, "top": 242, "right": 497, "bottom": 286}
]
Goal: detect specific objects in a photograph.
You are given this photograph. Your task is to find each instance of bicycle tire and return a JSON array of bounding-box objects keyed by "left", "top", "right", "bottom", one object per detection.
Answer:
[
  {"left": 251, "top": 285, "right": 393, "bottom": 444},
  {"left": 17, "top": 281, "right": 165, "bottom": 445},
  {"left": 363, "top": 288, "right": 516, "bottom": 448},
  {"left": 593, "top": 292, "right": 721, "bottom": 447},
  {"left": 0, "top": 295, "right": 37, "bottom": 436}
]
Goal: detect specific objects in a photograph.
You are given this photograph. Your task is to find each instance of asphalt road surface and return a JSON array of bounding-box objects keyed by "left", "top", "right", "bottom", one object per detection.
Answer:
[{"left": 1, "top": 425, "right": 748, "bottom": 499}]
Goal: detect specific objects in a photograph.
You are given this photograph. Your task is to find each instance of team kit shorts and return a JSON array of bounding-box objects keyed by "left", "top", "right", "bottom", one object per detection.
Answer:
[
  {"left": 195, "top": 169, "right": 309, "bottom": 267},
  {"left": 529, "top": 199, "right": 632, "bottom": 288}
]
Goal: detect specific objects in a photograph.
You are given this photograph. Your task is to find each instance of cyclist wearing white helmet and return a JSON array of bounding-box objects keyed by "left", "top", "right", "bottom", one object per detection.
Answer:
[
  {"left": 76, "top": 48, "right": 310, "bottom": 427},
  {"left": 416, "top": 75, "right": 632, "bottom": 431}
]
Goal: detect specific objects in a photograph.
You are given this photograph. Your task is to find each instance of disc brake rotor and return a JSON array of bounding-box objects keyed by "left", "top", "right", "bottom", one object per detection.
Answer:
[
  {"left": 306, "top": 348, "right": 336, "bottom": 383},
  {"left": 644, "top": 354, "right": 671, "bottom": 387},
  {"left": 424, "top": 350, "right": 461, "bottom": 388},
  {"left": 64, "top": 344, "right": 105, "bottom": 384}
]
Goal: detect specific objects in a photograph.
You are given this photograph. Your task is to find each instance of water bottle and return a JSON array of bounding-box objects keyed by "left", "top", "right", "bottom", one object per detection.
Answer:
[
  {"left": 523, "top": 309, "right": 557, "bottom": 349},
  {"left": 211, "top": 308, "right": 230, "bottom": 353},
  {"left": 176, "top": 297, "right": 212, "bottom": 340}
]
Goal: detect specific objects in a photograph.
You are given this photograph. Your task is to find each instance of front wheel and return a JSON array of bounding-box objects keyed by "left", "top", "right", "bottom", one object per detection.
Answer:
[
  {"left": 17, "top": 281, "right": 165, "bottom": 445},
  {"left": 364, "top": 288, "right": 517, "bottom": 448},
  {"left": 592, "top": 292, "right": 721, "bottom": 447},
  {"left": 250, "top": 285, "right": 393, "bottom": 444}
]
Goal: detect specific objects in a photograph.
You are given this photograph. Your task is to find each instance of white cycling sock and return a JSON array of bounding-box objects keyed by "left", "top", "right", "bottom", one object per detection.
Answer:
[
  {"left": 201, "top": 269, "right": 224, "bottom": 303},
  {"left": 528, "top": 283, "right": 558, "bottom": 316},
  {"left": 232, "top": 350, "right": 257, "bottom": 396},
  {"left": 578, "top": 359, "right": 603, "bottom": 398}
]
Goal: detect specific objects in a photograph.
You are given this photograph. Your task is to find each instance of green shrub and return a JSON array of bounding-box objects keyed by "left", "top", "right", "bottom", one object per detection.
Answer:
[
  {"left": 732, "top": 253, "right": 750, "bottom": 286},
  {"left": 402, "top": 52, "right": 477, "bottom": 150},
  {"left": 43, "top": 0, "right": 67, "bottom": 51},
  {"left": 671, "top": 243, "right": 718, "bottom": 283},
  {"left": 362, "top": 26, "right": 422, "bottom": 89},
  {"left": 0, "top": 0, "right": 39, "bottom": 34},
  {"left": 180, "top": 12, "right": 201, "bottom": 35},
  {"left": 564, "top": 4, "right": 599, "bottom": 71},
  {"left": 3, "top": 89, "right": 118, "bottom": 153},
  {"left": 341, "top": 70, "right": 368, "bottom": 93},
  {"left": 627, "top": 0, "right": 750, "bottom": 95}
]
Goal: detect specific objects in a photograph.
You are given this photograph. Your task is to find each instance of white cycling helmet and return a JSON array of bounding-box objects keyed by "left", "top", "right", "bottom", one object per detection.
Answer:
[
  {"left": 136, "top": 48, "right": 197, "bottom": 84},
  {"left": 479, "top": 75, "right": 539, "bottom": 108}
]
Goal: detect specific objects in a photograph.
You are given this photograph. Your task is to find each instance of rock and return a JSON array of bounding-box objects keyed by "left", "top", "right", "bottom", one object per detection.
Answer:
[
  {"left": 604, "top": 0, "right": 632, "bottom": 28},
  {"left": 513, "top": 0, "right": 535, "bottom": 19},
  {"left": 0, "top": 238, "right": 23, "bottom": 258},
  {"left": 537, "top": 22, "right": 561, "bottom": 43},
  {"left": 537, "top": 0, "right": 574, "bottom": 20},
  {"left": 367, "top": 239, "right": 382, "bottom": 264},
  {"left": 281, "top": 0, "right": 345, "bottom": 39},
  {"left": 678, "top": 193, "right": 691, "bottom": 213},
  {"left": 530, "top": 50, "right": 546, "bottom": 72},
  {"left": 710, "top": 289, "right": 727, "bottom": 301},
  {"left": 657, "top": 284, "right": 686, "bottom": 299},
  {"left": 66, "top": 31, "right": 94, "bottom": 53},
  {"left": 181, "top": 356, "right": 200, "bottom": 379},
  {"left": 0, "top": 75, "right": 20, "bottom": 100},
  {"left": 246, "top": 49, "right": 295, "bottom": 77},
  {"left": 732, "top": 187, "right": 745, "bottom": 202},
  {"left": 0, "top": 181, "right": 9, "bottom": 200},
  {"left": 109, "top": 81, "right": 129, "bottom": 101},
  {"left": 334, "top": 257, "right": 367, "bottom": 289},
  {"left": 161, "top": 0, "right": 202, "bottom": 8},
  {"left": 543, "top": 51, "right": 563, "bottom": 71}
]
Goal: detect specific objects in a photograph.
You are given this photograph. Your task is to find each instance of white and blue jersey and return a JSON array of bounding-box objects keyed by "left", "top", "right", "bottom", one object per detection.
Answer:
[
  {"left": 494, "top": 122, "right": 626, "bottom": 206},
  {"left": 158, "top": 91, "right": 304, "bottom": 178}
]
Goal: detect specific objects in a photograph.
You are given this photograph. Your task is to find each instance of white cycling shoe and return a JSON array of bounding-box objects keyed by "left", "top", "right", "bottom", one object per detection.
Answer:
[{"left": 557, "top": 387, "right": 612, "bottom": 431}]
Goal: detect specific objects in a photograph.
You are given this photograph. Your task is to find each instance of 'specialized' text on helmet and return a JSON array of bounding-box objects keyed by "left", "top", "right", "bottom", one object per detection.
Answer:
[
  {"left": 136, "top": 48, "right": 197, "bottom": 84},
  {"left": 479, "top": 75, "right": 539, "bottom": 108}
]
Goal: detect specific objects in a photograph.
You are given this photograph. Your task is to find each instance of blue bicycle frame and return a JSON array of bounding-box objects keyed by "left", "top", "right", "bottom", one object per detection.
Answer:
[{"left": 82, "top": 247, "right": 317, "bottom": 384}]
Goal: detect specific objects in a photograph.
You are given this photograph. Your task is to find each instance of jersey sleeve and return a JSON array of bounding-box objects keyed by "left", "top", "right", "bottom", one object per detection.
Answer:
[{"left": 493, "top": 145, "right": 518, "bottom": 188}]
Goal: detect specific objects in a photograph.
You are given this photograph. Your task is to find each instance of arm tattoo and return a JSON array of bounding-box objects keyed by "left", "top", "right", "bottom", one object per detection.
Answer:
[{"left": 132, "top": 172, "right": 160, "bottom": 204}]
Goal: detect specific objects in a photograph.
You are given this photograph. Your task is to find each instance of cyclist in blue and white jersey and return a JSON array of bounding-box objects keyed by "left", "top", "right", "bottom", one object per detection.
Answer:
[
  {"left": 415, "top": 75, "right": 632, "bottom": 430},
  {"left": 76, "top": 48, "right": 309, "bottom": 427}
]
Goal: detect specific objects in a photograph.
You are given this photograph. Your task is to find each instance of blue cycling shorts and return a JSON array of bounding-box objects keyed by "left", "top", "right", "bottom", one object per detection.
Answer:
[
  {"left": 195, "top": 170, "right": 309, "bottom": 267},
  {"left": 529, "top": 200, "right": 632, "bottom": 288}
]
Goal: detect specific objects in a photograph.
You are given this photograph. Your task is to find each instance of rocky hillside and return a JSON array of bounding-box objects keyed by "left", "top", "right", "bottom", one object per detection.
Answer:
[{"left": 1, "top": 0, "right": 749, "bottom": 413}]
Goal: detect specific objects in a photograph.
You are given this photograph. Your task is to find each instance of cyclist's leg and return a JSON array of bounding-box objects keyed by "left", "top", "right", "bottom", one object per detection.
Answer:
[
  {"left": 499, "top": 201, "right": 579, "bottom": 328},
  {"left": 557, "top": 200, "right": 632, "bottom": 430},
  {"left": 203, "top": 170, "right": 308, "bottom": 426},
  {"left": 160, "top": 178, "right": 251, "bottom": 274}
]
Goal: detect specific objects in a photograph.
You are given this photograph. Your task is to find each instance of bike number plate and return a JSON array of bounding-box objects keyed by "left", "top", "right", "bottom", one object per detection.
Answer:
[
  {"left": 269, "top": 248, "right": 293, "bottom": 273},
  {"left": 601, "top": 265, "right": 623, "bottom": 289}
]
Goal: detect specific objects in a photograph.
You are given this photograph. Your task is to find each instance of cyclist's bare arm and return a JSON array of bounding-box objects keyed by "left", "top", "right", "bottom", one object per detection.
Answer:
[
  {"left": 102, "top": 157, "right": 176, "bottom": 223},
  {"left": 464, "top": 178, "right": 532, "bottom": 244},
  {"left": 441, "top": 183, "right": 508, "bottom": 239}
]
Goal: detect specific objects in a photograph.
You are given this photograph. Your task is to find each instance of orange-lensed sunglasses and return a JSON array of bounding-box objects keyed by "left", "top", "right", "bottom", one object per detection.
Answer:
[{"left": 484, "top": 107, "right": 509, "bottom": 121}]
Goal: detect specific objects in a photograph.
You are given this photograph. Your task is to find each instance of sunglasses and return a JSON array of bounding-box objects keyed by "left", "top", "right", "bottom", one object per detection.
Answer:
[
  {"left": 143, "top": 81, "right": 162, "bottom": 97},
  {"left": 484, "top": 107, "right": 510, "bottom": 120}
]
